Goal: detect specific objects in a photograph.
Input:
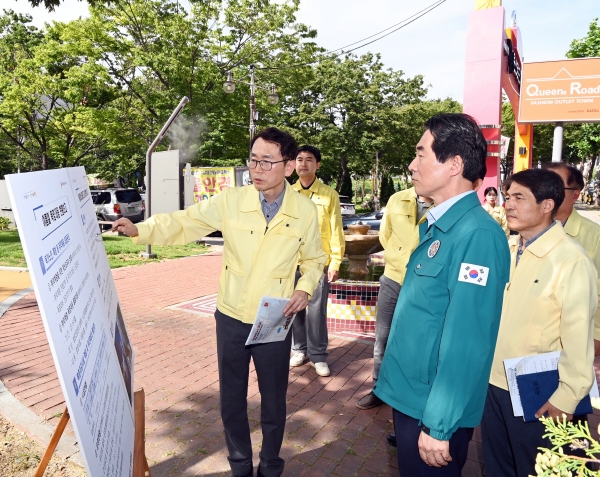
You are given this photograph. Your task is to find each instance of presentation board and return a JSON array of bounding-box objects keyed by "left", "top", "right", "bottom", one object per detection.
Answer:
[{"left": 6, "top": 167, "right": 135, "bottom": 477}]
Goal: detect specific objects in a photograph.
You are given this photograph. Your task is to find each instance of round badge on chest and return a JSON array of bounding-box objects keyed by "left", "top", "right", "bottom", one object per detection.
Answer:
[{"left": 428, "top": 240, "right": 441, "bottom": 258}]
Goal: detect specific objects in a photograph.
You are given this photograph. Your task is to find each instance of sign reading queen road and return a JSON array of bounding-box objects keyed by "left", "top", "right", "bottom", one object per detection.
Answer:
[
  {"left": 519, "top": 57, "right": 600, "bottom": 124},
  {"left": 6, "top": 167, "right": 135, "bottom": 477}
]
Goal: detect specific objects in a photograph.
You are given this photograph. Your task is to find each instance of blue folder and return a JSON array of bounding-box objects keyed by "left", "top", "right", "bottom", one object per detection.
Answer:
[{"left": 516, "top": 369, "right": 592, "bottom": 423}]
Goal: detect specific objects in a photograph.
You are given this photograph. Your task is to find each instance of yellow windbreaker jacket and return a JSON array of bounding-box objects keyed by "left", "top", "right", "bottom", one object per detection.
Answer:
[
  {"left": 291, "top": 179, "right": 345, "bottom": 271},
  {"left": 489, "top": 223, "right": 597, "bottom": 413},
  {"left": 482, "top": 203, "right": 510, "bottom": 239},
  {"left": 564, "top": 208, "right": 600, "bottom": 340},
  {"left": 134, "top": 182, "right": 328, "bottom": 324},
  {"left": 379, "top": 187, "right": 428, "bottom": 285}
]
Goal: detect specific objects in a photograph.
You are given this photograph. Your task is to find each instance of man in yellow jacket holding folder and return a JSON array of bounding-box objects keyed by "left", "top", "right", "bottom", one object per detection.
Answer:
[
  {"left": 542, "top": 162, "right": 600, "bottom": 356},
  {"left": 112, "top": 128, "right": 327, "bottom": 477},
  {"left": 482, "top": 168, "right": 597, "bottom": 477}
]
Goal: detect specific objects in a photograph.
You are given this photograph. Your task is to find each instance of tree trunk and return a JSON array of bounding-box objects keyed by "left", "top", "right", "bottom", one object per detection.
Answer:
[{"left": 336, "top": 155, "right": 348, "bottom": 193}]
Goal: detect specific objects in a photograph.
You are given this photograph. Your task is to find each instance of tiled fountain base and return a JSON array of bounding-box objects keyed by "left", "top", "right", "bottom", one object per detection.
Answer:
[
  {"left": 171, "top": 253, "right": 384, "bottom": 342},
  {"left": 326, "top": 279, "right": 379, "bottom": 342}
]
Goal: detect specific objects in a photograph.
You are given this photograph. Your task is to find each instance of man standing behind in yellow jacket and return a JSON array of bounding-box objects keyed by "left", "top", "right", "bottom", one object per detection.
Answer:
[
  {"left": 482, "top": 168, "right": 597, "bottom": 477},
  {"left": 112, "top": 128, "right": 327, "bottom": 477},
  {"left": 356, "top": 187, "right": 432, "bottom": 414},
  {"left": 290, "top": 145, "right": 345, "bottom": 377},
  {"left": 542, "top": 162, "right": 600, "bottom": 356}
]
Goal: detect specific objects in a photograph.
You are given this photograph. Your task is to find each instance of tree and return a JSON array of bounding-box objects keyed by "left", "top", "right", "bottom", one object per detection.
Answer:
[
  {"left": 339, "top": 172, "right": 353, "bottom": 201},
  {"left": 0, "top": 0, "right": 322, "bottom": 179},
  {"left": 566, "top": 18, "right": 600, "bottom": 202},
  {"left": 0, "top": 11, "right": 117, "bottom": 173},
  {"left": 278, "top": 53, "right": 427, "bottom": 191},
  {"left": 379, "top": 174, "right": 395, "bottom": 206},
  {"left": 24, "top": 0, "right": 114, "bottom": 12}
]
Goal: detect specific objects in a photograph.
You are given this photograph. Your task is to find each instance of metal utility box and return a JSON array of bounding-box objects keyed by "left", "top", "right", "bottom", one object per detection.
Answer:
[{"left": 149, "top": 150, "right": 185, "bottom": 215}]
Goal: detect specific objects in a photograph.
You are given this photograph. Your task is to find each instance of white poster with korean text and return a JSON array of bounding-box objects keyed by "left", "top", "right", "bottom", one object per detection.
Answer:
[{"left": 6, "top": 167, "right": 134, "bottom": 477}]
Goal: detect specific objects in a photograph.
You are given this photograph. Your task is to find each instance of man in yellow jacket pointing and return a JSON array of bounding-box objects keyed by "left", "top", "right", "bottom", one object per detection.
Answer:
[{"left": 113, "top": 128, "right": 327, "bottom": 477}]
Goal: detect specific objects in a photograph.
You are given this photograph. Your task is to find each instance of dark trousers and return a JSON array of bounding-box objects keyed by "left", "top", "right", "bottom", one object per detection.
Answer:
[
  {"left": 215, "top": 309, "right": 292, "bottom": 477},
  {"left": 393, "top": 409, "right": 473, "bottom": 477},
  {"left": 482, "top": 384, "right": 568, "bottom": 477}
]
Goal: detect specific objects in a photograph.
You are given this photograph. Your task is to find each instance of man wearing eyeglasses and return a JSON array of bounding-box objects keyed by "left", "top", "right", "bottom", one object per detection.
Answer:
[
  {"left": 290, "top": 145, "right": 345, "bottom": 377},
  {"left": 542, "top": 162, "right": 600, "bottom": 356},
  {"left": 112, "top": 127, "right": 327, "bottom": 477}
]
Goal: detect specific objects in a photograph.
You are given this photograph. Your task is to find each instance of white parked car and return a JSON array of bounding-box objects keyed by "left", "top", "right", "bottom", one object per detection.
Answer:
[
  {"left": 91, "top": 188, "right": 145, "bottom": 229},
  {"left": 338, "top": 195, "right": 356, "bottom": 216}
]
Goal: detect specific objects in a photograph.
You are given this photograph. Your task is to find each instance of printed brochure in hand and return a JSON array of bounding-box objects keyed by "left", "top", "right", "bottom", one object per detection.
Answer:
[{"left": 245, "top": 296, "right": 293, "bottom": 346}]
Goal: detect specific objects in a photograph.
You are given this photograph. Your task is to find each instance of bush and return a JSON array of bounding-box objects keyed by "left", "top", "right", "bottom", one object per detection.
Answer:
[
  {"left": 340, "top": 173, "right": 353, "bottom": 201},
  {"left": 380, "top": 175, "right": 396, "bottom": 206},
  {"left": 0, "top": 216, "right": 11, "bottom": 230}
]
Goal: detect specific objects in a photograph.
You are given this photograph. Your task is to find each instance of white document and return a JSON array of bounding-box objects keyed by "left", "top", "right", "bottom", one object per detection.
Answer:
[
  {"left": 245, "top": 296, "right": 292, "bottom": 345},
  {"left": 504, "top": 351, "right": 599, "bottom": 417},
  {"left": 7, "top": 168, "right": 134, "bottom": 477}
]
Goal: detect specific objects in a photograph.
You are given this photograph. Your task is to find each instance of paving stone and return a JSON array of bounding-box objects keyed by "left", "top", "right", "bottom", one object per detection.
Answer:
[{"left": 0, "top": 252, "right": 500, "bottom": 476}]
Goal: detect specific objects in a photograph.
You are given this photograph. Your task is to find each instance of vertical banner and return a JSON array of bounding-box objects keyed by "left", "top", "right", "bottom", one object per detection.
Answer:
[
  {"left": 192, "top": 167, "right": 234, "bottom": 203},
  {"left": 6, "top": 167, "right": 135, "bottom": 477}
]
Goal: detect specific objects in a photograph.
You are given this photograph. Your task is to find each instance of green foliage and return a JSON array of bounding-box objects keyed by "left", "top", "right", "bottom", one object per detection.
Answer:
[
  {"left": 566, "top": 18, "right": 600, "bottom": 162},
  {"left": 0, "top": 216, "right": 10, "bottom": 230},
  {"left": 379, "top": 174, "right": 395, "bottom": 206},
  {"left": 533, "top": 415, "right": 600, "bottom": 476},
  {"left": 339, "top": 172, "right": 353, "bottom": 200},
  {"left": 0, "top": 1, "right": 464, "bottom": 184}
]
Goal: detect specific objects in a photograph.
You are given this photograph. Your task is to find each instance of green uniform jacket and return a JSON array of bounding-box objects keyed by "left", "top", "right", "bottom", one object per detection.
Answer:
[{"left": 374, "top": 192, "right": 510, "bottom": 440}]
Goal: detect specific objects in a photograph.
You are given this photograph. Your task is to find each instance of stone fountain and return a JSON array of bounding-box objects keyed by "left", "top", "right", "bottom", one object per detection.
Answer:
[
  {"left": 325, "top": 222, "right": 384, "bottom": 340},
  {"left": 344, "top": 223, "right": 384, "bottom": 280}
]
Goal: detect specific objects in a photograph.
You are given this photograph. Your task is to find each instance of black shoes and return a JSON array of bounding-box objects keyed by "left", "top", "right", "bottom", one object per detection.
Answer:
[
  {"left": 356, "top": 391, "right": 384, "bottom": 410},
  {"left": 386, "top": 433, "right": 397, "bottom": 447}
]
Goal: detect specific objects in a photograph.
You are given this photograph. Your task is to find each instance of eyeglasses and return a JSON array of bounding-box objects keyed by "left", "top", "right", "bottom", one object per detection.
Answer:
[
  {"left": 246, "top": 159, "right": 287, "bottom": 171},
  {"left": 564, "top": 187, "right": 578, "bottom": 191}
]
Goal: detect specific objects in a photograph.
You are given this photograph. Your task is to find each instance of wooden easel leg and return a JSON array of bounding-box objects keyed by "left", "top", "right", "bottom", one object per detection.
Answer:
[
  {"left": 133, "top": 388, "right": 151, "bottom": 477},
  {"left": 34, "top": 408, "right": 70, "bottom": 477}
]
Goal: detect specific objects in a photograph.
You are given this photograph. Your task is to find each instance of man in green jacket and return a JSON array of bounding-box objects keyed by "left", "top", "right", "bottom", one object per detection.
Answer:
[{"left": 374, "top": 113, "right": 510, "bottom": 476}]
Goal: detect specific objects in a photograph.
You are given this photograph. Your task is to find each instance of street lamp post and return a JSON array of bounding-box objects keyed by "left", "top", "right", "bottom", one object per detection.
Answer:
[
  {"left": 223, "top": 65, "right": 279, "bottom": 155},
  {"left": 140, "top": 96, "right": 189, "bottom": 258}
]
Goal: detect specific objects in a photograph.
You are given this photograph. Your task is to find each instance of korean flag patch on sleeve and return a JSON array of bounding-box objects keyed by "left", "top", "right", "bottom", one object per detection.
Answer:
[{"left": 458, "top": 263, "right": 489, "bottom": 286}]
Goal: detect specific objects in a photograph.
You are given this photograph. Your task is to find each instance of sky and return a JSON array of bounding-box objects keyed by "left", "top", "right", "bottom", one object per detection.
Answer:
[{"left": 5, "top": 0, "right": 598, "bottom": 101}]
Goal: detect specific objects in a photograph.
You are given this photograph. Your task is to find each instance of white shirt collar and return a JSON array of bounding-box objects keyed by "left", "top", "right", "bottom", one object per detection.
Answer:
[{"left": 426, "top": 190, "right": 474, "bottom": 227}]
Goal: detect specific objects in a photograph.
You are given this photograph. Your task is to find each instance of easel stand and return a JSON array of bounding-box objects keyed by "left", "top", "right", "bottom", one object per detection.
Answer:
[{"left": 34, "top": 388, "right": 151, "bottom": 477}]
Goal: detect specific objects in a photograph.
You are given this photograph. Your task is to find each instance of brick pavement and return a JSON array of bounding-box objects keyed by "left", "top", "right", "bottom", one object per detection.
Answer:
[
  {"left": 0, "top": 254, "right": 401, "bottom": 476},
  {"left": 3, "top": 250, "right": 599, "bottom": 476}
]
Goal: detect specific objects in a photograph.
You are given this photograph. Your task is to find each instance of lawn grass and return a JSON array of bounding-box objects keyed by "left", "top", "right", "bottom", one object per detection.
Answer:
[
  {"left": 0, "top": 230, "right": 210, "bottom": 269},
  {"left": 0, "top": 230, "right": 27, "bottom": 268}
]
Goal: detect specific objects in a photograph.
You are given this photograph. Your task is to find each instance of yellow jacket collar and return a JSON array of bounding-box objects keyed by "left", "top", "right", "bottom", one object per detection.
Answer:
[
  {"left": 292, "top": 178, "right": 322, "bottom": 194},
  {"left": 241, "top": 181, "right": 300, "bottom": 219},
  {"left": 563, "top": 208, "right": 582, "bottom": 237},
  {"left": 517, "top": 220, "right": 566, "bottom": 259}
]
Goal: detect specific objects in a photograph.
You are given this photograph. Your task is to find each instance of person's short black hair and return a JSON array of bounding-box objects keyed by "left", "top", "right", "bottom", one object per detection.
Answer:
[
  {"left": 297, "top": 145, "right": 321, "bottom": 162},
  {"left": 250, "top": 127, "right": 298, "bottom": 162},
  {"left": 504, "top": 169, "right": 565, "bottom": 218},
  {"left": 484, "top": 186, "right": 498, "bottom": 196},
  {"left": 541, "top": 162, "right": 585, "bottom": 191},
  {"left": 424, "top": 113, "right": 487, "bottom": 183}
]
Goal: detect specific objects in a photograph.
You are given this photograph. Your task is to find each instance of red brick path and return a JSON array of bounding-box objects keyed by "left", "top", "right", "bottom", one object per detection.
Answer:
[
  {"left": 0, "top": 254, "right": 400, "bottom": 477},
  {"left": 4, "top": 252, "right": 597, "bottom": 476}
]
